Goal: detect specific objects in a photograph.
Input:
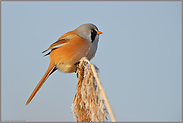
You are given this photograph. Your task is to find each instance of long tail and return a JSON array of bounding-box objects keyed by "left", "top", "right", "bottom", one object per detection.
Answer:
[{"left": 25, "top": 62, "right": 57, "bottom": 105}]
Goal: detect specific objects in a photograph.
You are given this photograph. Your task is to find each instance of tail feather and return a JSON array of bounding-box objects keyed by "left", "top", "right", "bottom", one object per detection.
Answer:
[{"left": 25, "top": 63, "right": 56, "bottom": 105}]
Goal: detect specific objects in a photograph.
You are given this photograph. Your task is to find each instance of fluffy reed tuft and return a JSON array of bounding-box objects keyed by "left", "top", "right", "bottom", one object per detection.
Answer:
[{"left": 72, "top": 57, "right": 108, "bottom": 122}]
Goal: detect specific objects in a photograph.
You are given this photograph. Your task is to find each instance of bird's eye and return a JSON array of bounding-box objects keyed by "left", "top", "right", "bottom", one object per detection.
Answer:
[{"left": 90, "top": 29, "right": 97, "bottom": 43}]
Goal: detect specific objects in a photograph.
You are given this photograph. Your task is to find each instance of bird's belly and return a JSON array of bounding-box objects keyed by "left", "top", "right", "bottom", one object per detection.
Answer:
[{"left": 56, "top": 62, "right": 77, "bottom": 73}]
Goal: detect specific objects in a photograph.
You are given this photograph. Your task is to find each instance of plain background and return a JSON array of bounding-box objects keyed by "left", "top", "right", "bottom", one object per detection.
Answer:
[{"left": 1, "top": 1, "right": 182, "bottom": 122}]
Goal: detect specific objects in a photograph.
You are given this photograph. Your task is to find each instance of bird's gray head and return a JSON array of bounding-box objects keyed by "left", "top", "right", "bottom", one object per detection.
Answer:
[{"left": 76, "top": 23, "right": 102, "bottom": 43}]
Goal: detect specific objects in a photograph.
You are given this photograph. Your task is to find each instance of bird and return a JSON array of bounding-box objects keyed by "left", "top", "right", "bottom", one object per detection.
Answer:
[{"left": 25, "top": 23, "right": 102, "bottom": 105}]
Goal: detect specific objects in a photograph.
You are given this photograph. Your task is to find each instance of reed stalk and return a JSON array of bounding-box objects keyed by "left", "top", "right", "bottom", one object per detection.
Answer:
[{"left": 72, "top": 57, "right": 116, "bottom": 122}]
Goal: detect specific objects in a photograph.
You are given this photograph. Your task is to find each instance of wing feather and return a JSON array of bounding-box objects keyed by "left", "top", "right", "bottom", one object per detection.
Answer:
[{"left": 42, "top": 36, "right": 70, "bottom": 55}]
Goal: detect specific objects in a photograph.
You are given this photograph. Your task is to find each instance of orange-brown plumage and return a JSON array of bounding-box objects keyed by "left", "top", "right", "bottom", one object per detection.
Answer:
[{"left": 50, "top": 32, "right": 91, "bottom": 73}]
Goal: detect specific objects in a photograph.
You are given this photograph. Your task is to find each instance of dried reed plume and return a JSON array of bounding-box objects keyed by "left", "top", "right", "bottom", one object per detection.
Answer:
[{"left": 72, "top": 57, "right": 116, "bottom": 122}]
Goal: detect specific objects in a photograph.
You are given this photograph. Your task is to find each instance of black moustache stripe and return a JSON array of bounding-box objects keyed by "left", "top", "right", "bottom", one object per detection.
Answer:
[{"left": 91, "top": 29, "right": 97, "bottom": 43}]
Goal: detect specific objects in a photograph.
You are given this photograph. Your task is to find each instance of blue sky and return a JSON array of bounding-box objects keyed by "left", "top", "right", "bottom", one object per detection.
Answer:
[{"left": 1, "top": 1, "right": 182, "bottom": 122}]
